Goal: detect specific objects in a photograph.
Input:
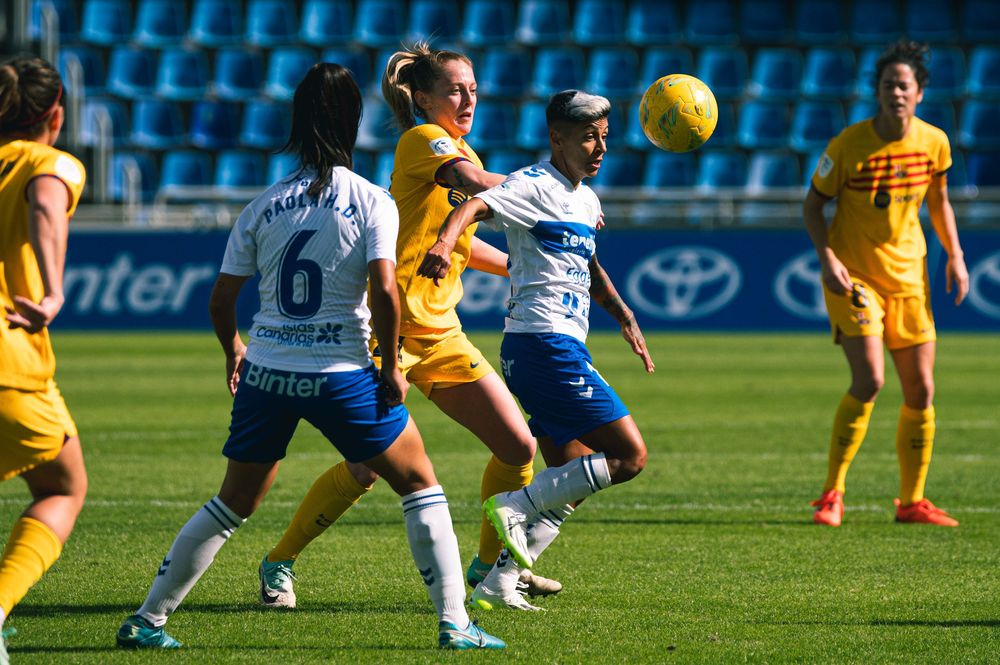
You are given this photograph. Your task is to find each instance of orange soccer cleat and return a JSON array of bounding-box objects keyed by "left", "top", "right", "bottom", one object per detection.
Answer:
[
  {"left": 894, "top": 498, "right": 959, "bottom": 527},
  {"left": 811, "top": 489, "right": 844, "bottom": 527}
]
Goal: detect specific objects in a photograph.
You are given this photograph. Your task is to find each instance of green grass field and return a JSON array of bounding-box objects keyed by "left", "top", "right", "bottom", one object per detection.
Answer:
[{"left": 1, "top": 331, "right": 998, "bottom": 664}]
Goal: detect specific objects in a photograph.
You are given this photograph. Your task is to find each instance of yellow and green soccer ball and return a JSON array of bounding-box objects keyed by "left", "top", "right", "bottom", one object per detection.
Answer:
[{"left": 638, "top": 74, "right": 718, "bottom": 153}]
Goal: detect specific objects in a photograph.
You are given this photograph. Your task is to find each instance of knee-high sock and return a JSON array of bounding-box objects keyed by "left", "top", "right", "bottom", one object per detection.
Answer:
[
  {"left": 485, "top": 504, "right": 574, "bottom": 595},
  {"left": 137, "top": 496, "right": 244, "bottom": 627},
  {"left": 508, "top": 454, "right": 612, "bottom": 516},
  {"left": 0, "top": 517, "right": 62, "bottom": 618},
  {"left": 401, "top": 486, "right": 468, "bottom": 627},
  {"left": 269, "top": 461, "right": 372, "bottom": 562},
  {"left": 824, "top": 393, "right": 875, "bottom": 493},
  {"left": 897, "top": 405, "right": 935, "bottom": 505},
  {"left": 478, "top": 456, "right": 534, "bottom": 565}
]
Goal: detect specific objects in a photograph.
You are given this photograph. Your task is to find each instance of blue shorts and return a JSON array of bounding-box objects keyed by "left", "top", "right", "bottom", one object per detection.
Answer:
[
  {"left": 499, "top": 333, "right": 629, "bottom": 447},
  {"left": 222, "top": 362, "right": 409, "bottom": 464}
]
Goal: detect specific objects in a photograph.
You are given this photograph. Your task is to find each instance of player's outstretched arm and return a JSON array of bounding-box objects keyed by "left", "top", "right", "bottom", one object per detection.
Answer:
[
  {"left": 438, "top": 160, "right": 506, "bottom": 197},
  {"left": 588, "top": 255, "right": 655, "bottom": 373},
  {"left": 803, "top": 187, "right": 852, "bottom": 295},
  {"left": 468, "top": 236, "right": 509, "bottom": 276},
  {"left": 208, "top": 273, "right": 250, "bottom": 395},
  {"left": 368, "top": 258, "right": 408, "bottom": 406},
  {"left": 417, "top": 197, "right": 494, "bottom": 284},
  {"left": 925, "top": 174, "right": 969, "bottom": 305}
]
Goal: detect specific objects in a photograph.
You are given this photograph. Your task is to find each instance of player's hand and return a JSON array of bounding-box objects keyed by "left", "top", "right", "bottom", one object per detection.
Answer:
[
  {"left": 622, "top": 317, "right": 655, "bottom": 373},
  {"left": 946, "top": 253, "right": 969, "bottom": 305},
  {"left": 5, "top": 294, "right": 63, "bottom": 334},
  {"left": 416, "top": 240, "right": 454, "bottom": 286},
  {"left": 596, "top": 211, "right": 605, "bottom": 231},
  {"left": 820, "top": 254, "right": 852, "bottom": 295},
  {"left": 225, "top": 342, "right": 247, "bottom": 396},
  {"left": 379, "top": 366, "right": 409, "bottom": 406}
]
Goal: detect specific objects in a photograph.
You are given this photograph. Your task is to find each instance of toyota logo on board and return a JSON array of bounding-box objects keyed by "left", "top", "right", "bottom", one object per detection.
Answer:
[
  {"left": 774, "top": 250, "right": 828, "bottom": 320},
  {"left": 968, "top": 251, "right": 1000, "bottom": 320},
  {"left": 625, "top": 246, "right": 741, "bottom": 320}
]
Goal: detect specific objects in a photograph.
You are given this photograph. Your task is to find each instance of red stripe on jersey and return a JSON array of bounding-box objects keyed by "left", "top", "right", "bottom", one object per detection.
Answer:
[
  {"left": 845, "top": 178, "right": 931, "bottom": 191},
  {"left": 850, "top": 169, "right": 934, "bottom": 184},
  {"left": 864, "top": 152, "right": 929, "bottom": 164},
  {"left": 859, "top": 161, "right": 933, "bottom": 174}
]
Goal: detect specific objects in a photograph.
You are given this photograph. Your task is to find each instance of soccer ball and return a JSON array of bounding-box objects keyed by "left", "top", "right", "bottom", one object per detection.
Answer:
[{"left": 638, "top": 75, "right": 718, "bottom": 153}]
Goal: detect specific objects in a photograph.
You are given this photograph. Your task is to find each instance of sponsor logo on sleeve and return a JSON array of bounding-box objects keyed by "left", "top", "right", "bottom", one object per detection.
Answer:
[
  {"left": 55, "top": 155, "right": 83, "bottom": 185},
  {"left": 428, "top": 137, "right": 458, "bottom": 156},
  {"left": 817, "top": 153, "right": 834, "bottom": 178}
]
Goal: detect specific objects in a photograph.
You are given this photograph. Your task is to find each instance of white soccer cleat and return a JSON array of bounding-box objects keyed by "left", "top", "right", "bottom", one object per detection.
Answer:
[
  {"left": 470, "top": 582, "right": 544, "bottom": 612},
  {"left": 258, "top": 555, "right": 297, "bottom": 609},
  {"left": 483, "top": 494, "right": 533, "bottom": 569},
  {"left": 518, "top": 569, "right": 563, "bottom": 597}
]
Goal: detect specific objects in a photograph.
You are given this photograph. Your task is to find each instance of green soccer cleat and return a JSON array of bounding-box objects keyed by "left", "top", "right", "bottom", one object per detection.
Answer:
[
  {"left": 259, "top": 555, "right": 297, "bottom": 608},
  {"left": 438, "top": 620, "right": 506, "bottom": 650},
  {"left": 483, "top": 495, "right": 533, "bottom": 569},
  {"left": 115, "top": 615, "right": 182, "bottom": 649}
]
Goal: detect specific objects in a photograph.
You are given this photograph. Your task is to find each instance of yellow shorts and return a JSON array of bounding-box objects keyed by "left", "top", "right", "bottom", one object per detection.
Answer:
[
  {"left": 371, "top": 327, "right": 494, "bottom": 398},
  {"left": 0, "top": 381, "right": 77, "bottom": 481},
  {"left": 823, "top": 279, "right": 936, "bottom": 350}
]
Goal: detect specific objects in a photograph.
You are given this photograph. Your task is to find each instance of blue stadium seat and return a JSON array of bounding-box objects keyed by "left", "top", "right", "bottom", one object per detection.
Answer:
[
  {"left": 697, "top": 150, "right": 748, "bottom": 189},
  {"left": 589, "top": 151, "right": 643, "bottom": 190},
  {"left": 850, "top": 0, "right": 900, "bottom": 44},
  {"left": 300, "top": 0, "right": 353, "bottom": 46},
  {"left": 586, "top": 48, "right": 639, "bottom": 101},
  {"left": 81, "top": 0, "right": 131, "bottom": 45},
  {"left": 965, "top": 152, "right": 1000, "bottom": 187},
  {"left": 532, "top": 47, "right": 584, "bottom": 98},
  {"left": 967, "top": 46, "right": 1000, "bottom": 100},
  {"left": 349, "top": 151, "right": 373, "bottom": 182},
  {"left": 407, "top": 0, "right": 460, "bottom": 44},
  {"left": 373, "top": 151, "right": 395, "bottom": 188},
  {"left": 801, "top": 48, "right": 855, "bottom": 100},
  {"left": 320, "top": 48, "right": 373, "bottom": 92},
  {"left": 465, "top": 102, "right": 517, "bottom": 151},
  {"left": 160, "top": 150, "right": 213, "bottom": 189},
  {"left": 246, "top": 0, "right": 298, "bottom": 47},
  {"left": 573, "top": 0, "right": 625, "bottom": 46},
  {"left": 685, "top": 0, "right": 737, "bottom": 45},
  {"left": 917, "top": 101, "right": 957, "bottom": 139},
  {"left": 80, "top": 98, "right": 128, "bottom": 147},
  {"left": 29, "top": 0, "right": 78, "bottom": 39},
  {"left": 215, "top": 150, "right": 266, "bottom": 188},
  {"left": 190, "top": 100, "right": 241, "bottom": 150},
  {"left": 355, "top": 0, "right": 406, "bottom": 46},
  {"left": 189, "top": 0, "right": 243, "bottom": 47},
  {"left": 795, "top": 0, "right": 845, "bottom": 44},
  {"left": 57, "top": 45, "right": 106, "bottom": 96},
  {"left": 790, "top": 101, "right": 845, "bottom": 153},
  {"left": 107, "top": 46, "right": 157, "bottom": 99},
  {"left": 747, "top": 151, "right": 801, "bottom": 192},
  {"left": 802, "top": 150, "right": 824, "bottom": 187},
  {"left": 855, "top": 46, "right": 881, "bottom": 98},
  {"left": 944, "top": 151, "right": 967, "bottom": 190},
  {"left": 478, "top": 49, "right": 532, "bottom": 98},
  {"left": 639, "top": 48, "right": 695, "bottom": 96},
  {"left": 923, "top": 47, "right": 966, "bottom": 102},
  {"left": 848, "top": 99, "right": 878, "bottom": 125},
  {"left": 486, "top": 149, "right": 533, "bottom": 176},
  {"left": 708, "top": 102, "right": 737, "bottom": 149},
  {"left": 241, "top": 100, "right": 291, "bottom": 150},
  {"left": 625, "top": 102, "right": 651, "bottom": 151},
  {"left": 133, "top": 0, "right": 186, "bottom": 46},
  {"left": 156, "top": 48, "right": 209, "bottom": 101},
  {"left": 516, "top": 0, "right": 570, "bottom": 45},
  {"left": 748, "top": 48, "right": 803, "bottom": 101},
  {"left": 265, "top": 48, "right": 317, "bottom": 101},
  {"left": 517, "top": 101, "right": 549, "bottom": 151},
  {"left": 905, "top": 0, "right": 956, "bottom": 43},
  {"left": 737, "top": 101, "right": 791, "bottom": 150},
  {"left": 643, "top": 151, "right": 697, "bottom": 189},
  {"left": 696, "top": 47, "right": 748, "bottom": 101},
  {"left": 130, "top": 100, "right": 185, "bottom": 149},
  {"left": 109, "top": 152, "right": 158, "bottom": 202},
  {"left": 357, "top": 96, "right": 399, "bottom": 150},
  {"left": 267, "top": 153, "right": 302, "bottom": 184},
  {"left": 461, "top": 0, "right": 515, "bottom": 47},
  {"left": 626, "top": 0, "right": 681, "bottom": 46},
  {"left": 214, "top": 48, "right": 264, "bottom": 100},
  {"left": 740, "top": 0, "right": 791, "bottom": 43},
  {"left": 958, "top": 101, "right": 1000, "bottom": 150},
  {"left": 961, "top": 0, "right": 1000, "bottom": 42}
]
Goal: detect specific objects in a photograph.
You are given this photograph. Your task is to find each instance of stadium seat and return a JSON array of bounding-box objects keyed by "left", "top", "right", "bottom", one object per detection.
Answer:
[
  {"left": 801, "top": 48, "right": 855, "bottom": 100},
  {"left": 708, "top": 102, "right": 737, "bottom": 149},
  {"left": 961, "top": 0, "right": 1000, "bottom": 42},
  {"left": 214, "top": 48, "right": 264, "bottom": 100},
  {"left": 802, "top": 150, "right": 824, "bottom": 187},
  {"left": 486, "top": 149, "right": 533, "bottom": 176},
  {"left": 854, "top": 46, "right": 881, "bottom": 97},
  {"left": 696, "top": 47, "right": 747, "bottom": 101},
  {"left": 320, "top": 48, "right": 373, "bottom": 92},
  {"left": 246, "top": 0, "right": 298, "bottom": 47},
  {"left": 80, "top": 98, "right": 128, "bottom": 147},
  {"left": 747, "top": 151, "right": 801, "bottom": 192},
  {"left": 465, "top": 102, "right": 517, "bottom": 151},
  {"left": 516, "top": 0, "right": 570, "bottom": 45},
  {"left": 737, "top": 101, "right": 791, "bottom": 150},
  {"left": 357, "top": 96, "right": 399, "bottom": 150},
  {"left": 160, "top": 150, "right": 213, "bottom": 189},
  {"left": 586, "top": 48, "right": 639, "bottom": 101},
  {"left": 639, "top": 48, "right": 695, "bottom": 95},
  {"left": 155, "top": 48, "right": 209, "bottom": 101},
  {"left": 850, "top": 0, "right": 900, "bottom": 44},
  {"left": 923, "top": 47, "right": 966, "bottom": 102},
  {"left": 352, "top": 150, "right": 374, "bottom": 182},
  {"left": 241, "top": 100, "right": 291, "bottom": 150},
  {"left": 478, "top": 49, "right": 532, "bottom": 98},
  {"left": 407, "top": 0, "right": 460, "bottom": 44},
  {"left": 300, "top": 0, "right": 353, "bottom": 46},
  {"left": 917, "top": 101, "right": 957, "bottom": 139},
  {"left": 109, "top": 152, "right": 158, "bottom": 202},
  {"left": 589, "top": 151, "right": 642, "bottom": 190},
  {"left": 573, "top": 0, "right": 626, "bottom": 46},
  {"left": 965, "top": 151, "right": 1000, "bottom": 187},
  {"left": 643, "top": 151, "right": 697, "bottom": 189},
  {"left": 625, "top": 102, "right": 651, "bottom": 151},
  {"left": 373, "top": 151, "right": 395, "bottom": 188},
  {"left": 740, "top": 0, "right": 791, "bottom": 43},
  {"left": 696, "top": 150, "right": 748, "bottom": 189},
  {"left": 685, "top": 0, "right": 737, "bottom": 45},
  {"left": 190, "top": 100, "right": 241, "bottom": 150},
  {"left": 626, "top": 0, "right": 681, "bottom": 46},
  {"left": 794, "top": 0, "right": 845, "bottom": 44},
  {"left": 133, "top": 0, "right": 186, "bottom": 46},
  {"left": 967, "top": 47, "right": 1000, "bottom": 100},
  {"left": 57, "top": 45, "right": 106, "bottom": 96},
  {"left": 130, "top": 100, "right": 185, "bottom": 150},
  {"left": 29, "top": 0, "right": 78, "bottom": 39},
  {"left": 847, "top": 99, "right": 878, "bottom": 125},
  {"left": 790, "top": 101, "right": 846, "bottom": 153},
  {"left": 265, "top": 48, "right": 318, "bottom": 101},
  {"left": 107, "top": 46, "right": 157, "bottom": 99},
  {"left": 189, "top": 0, "right": 243, "bottom": 46},
  {"left": 532, "top": 47, "right": 584, "bottom": 98},
  {"left": 516, "top": 101, "right": 549, "bottom": 151},
  {"left": 461, "top": 0, "right": 515, "bottom": 47},
  {"left": 267, "top": 152, "right": 302, "bottom": 184},
  {"left": 354, "top": 0, "right": 406, "bottom": 46},
  {"left": 748, "top": 48, "right": 803, "bottom": 102},
  {"left": 905, "top": 0, "right": 957, "bottom": 43},
  {"left": 215, "top": 150, "right": 266, "bottom": 188},
  {"left": 944, "top": 151, "right": 967, "bottom": 190},
  {"left": 958, "top": 101, "right": 1000, "bottom": 150},
  {"left": 81, "top": 0, "right": 131, "bottom": 45}
]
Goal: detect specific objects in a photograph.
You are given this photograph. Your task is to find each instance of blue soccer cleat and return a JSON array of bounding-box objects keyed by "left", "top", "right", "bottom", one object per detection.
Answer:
[
  {"left": 259, "top": 554, "right": 297, "bottom": 608},
  {"left": 115, "top": 615, "right": 182, "bottom": 649},
  {"left": 465, "top": 555, "right": 491, "bottom": 588},
  {"left": 438, "top": 620, "right": 506, "bottom": 650},
  {"left": 1, "top": 626, "right": 13, "bottom": 665}
]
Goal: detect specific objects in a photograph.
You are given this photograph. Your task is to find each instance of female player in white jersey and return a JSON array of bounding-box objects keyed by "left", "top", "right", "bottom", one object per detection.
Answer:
[
  {"left": 418, "top": 90, "right": 655, "bottom": 607},
  {"left": 114, "top": 63, "right": 503, "bottom": 651}
]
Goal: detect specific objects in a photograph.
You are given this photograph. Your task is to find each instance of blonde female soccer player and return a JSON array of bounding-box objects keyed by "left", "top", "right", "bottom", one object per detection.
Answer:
[
  {"left": 0, "top": 56, "right": 88, "bottom": 662},
  {"left": 258, "top": 44, "right": 560, "bottom": 611},
  {"left": 804, "top": 40, "right": 968, "bottom": 528}
]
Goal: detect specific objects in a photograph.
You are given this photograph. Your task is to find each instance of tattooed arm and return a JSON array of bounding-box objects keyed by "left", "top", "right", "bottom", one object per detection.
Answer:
[
  {"left": 589, "top": 255, "right": 655, "bottom": 373},
  {"left": 438, "top": 161, "right": 506, "bottom": 196}
]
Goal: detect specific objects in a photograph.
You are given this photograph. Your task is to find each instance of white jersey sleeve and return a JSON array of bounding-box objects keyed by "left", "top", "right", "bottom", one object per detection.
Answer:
[
  {"left": 363, "top": 188, "right": 399, "bottom": 264},
  {"left": 221, "top": 205, "right": 260, "bottom": 277},
  {"left": 476, "top": 173, "right": 542, "bottom": 232}
]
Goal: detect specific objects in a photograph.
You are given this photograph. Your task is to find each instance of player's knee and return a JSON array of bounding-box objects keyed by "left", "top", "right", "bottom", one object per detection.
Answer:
[
  {"left": 853, "top": 374, "right": 884, "bottom": 401},
  {"left": 346, "top": 461, "right": 379, "bottom": 487},
  {"left": 609, "top": 447, "right": 647, "bottom": 484}
]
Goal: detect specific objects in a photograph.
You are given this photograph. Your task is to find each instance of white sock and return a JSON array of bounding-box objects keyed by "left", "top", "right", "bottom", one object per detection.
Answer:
[
  {"left": 137, "top": 496, "right": 244, "bottom": 627},
  {"left": 401, "top": 485, "right": 469, "bottom": 628},
  {"left": 487, "top": 504, "right": 574, "bottom": 595},
  {"left": 509, "top": 454, "right": 612, "bottom": 516}
]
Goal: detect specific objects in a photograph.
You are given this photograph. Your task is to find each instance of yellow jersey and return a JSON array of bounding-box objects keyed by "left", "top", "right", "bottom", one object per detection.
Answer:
[
  {"left": 811, "top": 116, "right": 951, "bottom": 295},
  {"left": 0, "top": 140, "right": 86, "bottom": 391},
  {"left": 389, "top": 123, "right": 482, "bottom": 333}
]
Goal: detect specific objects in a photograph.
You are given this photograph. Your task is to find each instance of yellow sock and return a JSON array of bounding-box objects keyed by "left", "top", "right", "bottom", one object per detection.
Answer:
[
  {"left": 897, "top": 405, "right": 935, "bottom": 505},
  {"left": 268, "top": 461, "right": 373, "bottom": 562},
  {"left": 478, "top": 455, "right": 534, "bottom": 565},
  {"left": 824, "top": 393, "right": 875, "bottom": 493},
  {"left": 0, "top": 516, "right": 63, "bottom": 617}
]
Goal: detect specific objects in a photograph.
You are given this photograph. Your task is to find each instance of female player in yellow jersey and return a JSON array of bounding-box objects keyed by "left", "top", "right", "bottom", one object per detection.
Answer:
[
  {"left": 257, "top": 44, "right": 560, "bottom": 608},
  {"left": 804, "top": 41, "right": 968, "bottom": 528},
  {"left": 0, "top": 57, "right": 88, "bottom": 661}
]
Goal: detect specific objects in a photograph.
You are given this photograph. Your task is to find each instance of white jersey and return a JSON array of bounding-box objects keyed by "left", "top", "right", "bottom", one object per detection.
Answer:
[
  {"left": 476, "top": 161, "right": 601, "bottom": 342},
  {"left": 221, "top": 166, "right": 398, "bottom": 372}
]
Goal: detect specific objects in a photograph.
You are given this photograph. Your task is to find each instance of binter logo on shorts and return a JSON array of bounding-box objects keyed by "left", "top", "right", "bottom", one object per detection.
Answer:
[{"left": 243, "top": 364, "right": 327, "bottom": 397}]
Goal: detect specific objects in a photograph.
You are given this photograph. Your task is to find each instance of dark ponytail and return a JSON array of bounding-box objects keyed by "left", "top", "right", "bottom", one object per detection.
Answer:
[{"left": 0, "top": 56, "right": 63, "bottom": 137}]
